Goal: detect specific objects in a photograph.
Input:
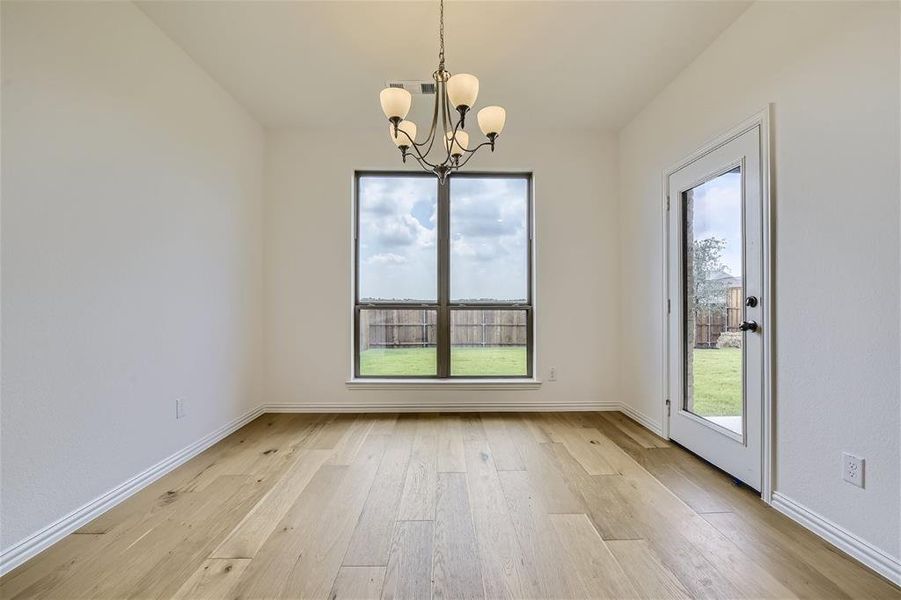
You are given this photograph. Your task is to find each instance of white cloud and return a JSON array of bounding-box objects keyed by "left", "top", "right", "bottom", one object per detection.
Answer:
[
  {"left": 367, "top": 252, "right": 408, "bottom": 265},
  {"left": 690, "top": 170, "right": 742, "bottom": 275},
  {"left": 358, "top": 176, "right": 528, "bottom": 302}
]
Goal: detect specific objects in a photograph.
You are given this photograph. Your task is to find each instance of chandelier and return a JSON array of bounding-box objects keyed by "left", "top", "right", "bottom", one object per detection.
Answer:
[{"left": 378, "top": 0, "right": 506, "bottom": 182}]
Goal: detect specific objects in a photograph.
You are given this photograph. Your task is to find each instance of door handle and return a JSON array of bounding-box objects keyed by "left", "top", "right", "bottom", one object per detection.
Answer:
[{"left": 739, "top": 320, "right": 759, "bottom": 332}]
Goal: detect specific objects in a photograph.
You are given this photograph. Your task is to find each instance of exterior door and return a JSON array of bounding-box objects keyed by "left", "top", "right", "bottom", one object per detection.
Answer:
[{"left": 667, "top": 125, "right": 765, "bottom": 490}]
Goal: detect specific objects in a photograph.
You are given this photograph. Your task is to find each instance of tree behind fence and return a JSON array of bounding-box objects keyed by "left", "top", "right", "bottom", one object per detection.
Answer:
[{"left": 694, "top": 286, "right": 742, "bottom": 348}]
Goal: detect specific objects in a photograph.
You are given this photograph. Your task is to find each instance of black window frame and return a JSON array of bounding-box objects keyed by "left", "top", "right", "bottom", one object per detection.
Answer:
[{"left": 354, "top": 170, "right": 534, "bottom": 379}]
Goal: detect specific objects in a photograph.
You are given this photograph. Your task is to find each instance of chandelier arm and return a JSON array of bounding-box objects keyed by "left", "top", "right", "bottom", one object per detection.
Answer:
[
  {"left": 397, "top": 129, "right": 442, "bottom": 169},
  {"left": 410, "top": 152, "right": 435, "bottom": 174},
  {"left": 460, "top": 140, "right": 494, "bottom": 155},
  {"left": 417, "top": 83, "right": 442, "bottom": 154},
  {"left": 439, "top": 112, "right": 469, "bottom": 163},
  {"left": 440, "top": 95, "right": 450, "bottom": 141},
  {"left": 455, "top": 143, "right": 490, "bottom": 168},
  {"left": 443, "top": 84, "right": 456, "bottom": 138}
]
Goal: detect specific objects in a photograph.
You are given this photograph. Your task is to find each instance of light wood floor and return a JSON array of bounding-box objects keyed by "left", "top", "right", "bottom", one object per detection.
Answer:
[{"left": 2, "top": 412, "right": 898, "bottom": 599}]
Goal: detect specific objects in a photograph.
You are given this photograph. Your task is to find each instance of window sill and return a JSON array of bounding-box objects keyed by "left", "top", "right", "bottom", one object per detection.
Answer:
[{"left": 346, "top": 378, "right": 542, "bottom": 390}]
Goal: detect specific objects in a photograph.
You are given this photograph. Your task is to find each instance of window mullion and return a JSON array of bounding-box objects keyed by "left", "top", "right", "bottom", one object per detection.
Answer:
[{"left": 437, "top": 178, "right": 451, "bottom": 377}]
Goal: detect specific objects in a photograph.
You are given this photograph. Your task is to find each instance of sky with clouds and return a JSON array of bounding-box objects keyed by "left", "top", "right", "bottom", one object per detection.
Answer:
[
  {"left": 359, "top": 176, "right": 528, "bottom": 302},
  {"left": 689, "top": 168, "right": 742, "bottom": 276}
]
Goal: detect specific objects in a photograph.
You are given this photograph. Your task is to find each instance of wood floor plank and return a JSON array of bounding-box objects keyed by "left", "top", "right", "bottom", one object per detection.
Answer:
[
  {"left": 170, "top": 558, "right": 250, "bottom": 599},
  {"left": 330, "top": 566, "right": 386, "bottom": 600},
  {"left": 123, "top": 477, "right": 269, "bottom": 599},
  {"left": 344, "top": 419, "right": 416, "bottom": 567},
  {"left": 381, "top": 521, "right": 433, "bottom": 600},
  {"left": 640, "top": 448, "right": 735, "bottom": 514},
  {"left": 703, "top": 510, "right": 880, "bottom": 599},
  {"left": 369, "top": 413, "right": 399, "bottom": 435},
  {"left": 36, "top": 475, "right": 251, "bottom": 599},
  {"left": 432, "top": 472, "right": 485, "bottom": 600},
  {"left": 4, "top": 412, "right": 897, "bottom": 600},
  {"left": 281, "top": 435, "right": 387, "bottom": 599},
  {"left": 497, "top": 470, "right": 583, "bottom": 599},
  {"left": 436, "top": 415, "right": 466, "bottom": 473},
  {"left": 227, "top": 465, "right": 350, "bottom": 599},
  {"left": 517, "top": 412, "right": 553, "bottom": 443},
  {"left": 548, "top": 513, "right": 640, "bottom": 599},
  {"left": 329, "top": 414, "right": 377, "bottom": 465},
  {"left": 396, "top": 416, "right": 439, "bottom": 520},
  {"left": 599, "top": 411, "right": 670, "bottom": 448},
  {"left": 464, "top": 440, "right": 542, "bottom": 599},
  {"left": 607, "top": 469, "right": 794, "bottom": 599},
  {"left": 460, "top": 413, "right": 487, "bottom": 441},
  {"left": 227, "top": 414, "right": 327, "bottom": 482},
  {"left": 503, "top": 417, "right": 586, "bottom": 514},
  {"left": 546, "top": 443, "right": 644, "bottom": 540},
  {"left": 559, "top": 432, "right": 619, "bottom": 475},
  {"left": 0, "top": 534, "right": 103, "bottom": 600},
  {"left": 584, "top": 411, "right": 654, "bottom": 464},
  {"left": 606, "top": 539, "right": 692, "bottom": 600},
  {"left": 302, "top": 414, "right": 356, "bottom": 449},
  {"left": 572, "top": 425, "right": 645, "bottom": 475},
  {"left": 211, "top": 448, "right": 332, "bottom": 559},
  {"left": 71, "top": 415, "right": 286, "bottom": 535},
  {"left": 479, "top": 413, "right": 525, "bottom": 471},
  {"left": 539, "top": 414, "right": 618, "bottom": 475}
]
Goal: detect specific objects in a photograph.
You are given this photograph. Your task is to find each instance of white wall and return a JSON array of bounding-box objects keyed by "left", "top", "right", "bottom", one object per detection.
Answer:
[
  {"left": 1, "top": 2, "right": 264, "bottom": 552},
  {"left": 618, "top": 1, "right": 899, "bottom": 560},
  {"left": 264, "top": 128, "right": 620, "bottom": 410}
]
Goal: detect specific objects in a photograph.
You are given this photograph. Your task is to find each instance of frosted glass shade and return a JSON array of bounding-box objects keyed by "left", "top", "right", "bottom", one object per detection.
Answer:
[
  {"left": 390, "top": 120, "right": 417, "bottom": 147},
  {"left": 379, "top": 87, "right": 412, "bottom": 120},
  {"left": 445, "top": 130, "right": 469, "bottom": 156},
  {"left": 446, "top": 74, "right": 479, "bottom": 109},
  {"left": 477, "top": 106, "right": 506, "bottom": 136}
]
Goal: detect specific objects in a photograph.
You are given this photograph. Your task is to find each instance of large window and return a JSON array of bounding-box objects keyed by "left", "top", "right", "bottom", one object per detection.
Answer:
[{"left": 354, "top": 172, "right": 533, "bottom": 378}]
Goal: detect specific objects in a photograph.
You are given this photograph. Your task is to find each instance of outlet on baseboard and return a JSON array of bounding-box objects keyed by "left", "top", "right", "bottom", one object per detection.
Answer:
[
  {"left": 842, "top": 453, "right": 864, "bottom": 488},
  {"left": 176, "top": 398, "right": 186, "bottom": 420},
  {"left": 548, "top": 367, "right": 558, "bottom": 382}
]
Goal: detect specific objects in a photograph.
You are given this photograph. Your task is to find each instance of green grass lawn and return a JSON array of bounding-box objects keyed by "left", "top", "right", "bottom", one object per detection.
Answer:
[
  {"left": 360, "top": 346, "right": 527, "bottom": 377},
  {"left": 360, "top": 346, "right": 738, "bottom": 415},
  {"left": 691, "top": 348, "right": 742, "bottom": 417}
]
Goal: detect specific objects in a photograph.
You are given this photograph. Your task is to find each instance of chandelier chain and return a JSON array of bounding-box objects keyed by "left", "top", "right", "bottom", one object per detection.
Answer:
[{"left": 438, "top": 0, "right": 445, "bottom": 72}]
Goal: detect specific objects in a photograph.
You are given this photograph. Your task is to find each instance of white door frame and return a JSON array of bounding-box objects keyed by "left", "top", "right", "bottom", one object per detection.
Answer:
[{"left": 660, "top": 106, "right": 774, "bottom": 503}]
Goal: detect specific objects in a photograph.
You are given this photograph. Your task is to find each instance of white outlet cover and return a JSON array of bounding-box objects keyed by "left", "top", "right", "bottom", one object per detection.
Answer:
[
  {"left": 842, "top": 453, "right": 864, "bottom": 488},
  {"left": 176, "top": 399, "right": 186, "bottom": 419}
]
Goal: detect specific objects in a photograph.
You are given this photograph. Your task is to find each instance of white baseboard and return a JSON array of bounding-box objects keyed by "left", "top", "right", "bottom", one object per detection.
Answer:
[
  {"left": 619, "top": 403, "right": 665, "bottom": 437},
  {"left": 0, "top": 405, "right": 264, "bottom": 577},
  {"left": 264, "top": 401, "right": 622, "bottom": 413},
  {"left": 771, "top": 492, "right": 901, "bottom": 586}
]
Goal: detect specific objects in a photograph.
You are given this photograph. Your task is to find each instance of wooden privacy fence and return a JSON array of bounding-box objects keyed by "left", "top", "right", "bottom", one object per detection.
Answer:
[
  {"left": 694, "top": 286, "right": 742, "bottom": 348},
  {"left": 360, "top": 309, "right": 526, "bottom": 351},
  {"left": 451, "top": 310, "right": 527, "bottom": 347}
]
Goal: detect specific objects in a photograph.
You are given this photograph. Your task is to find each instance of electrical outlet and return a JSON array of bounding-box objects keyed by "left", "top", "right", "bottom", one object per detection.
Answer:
[
  {"left": 548, "top": 367, "right": 557, "bottom": 382},
  {"left": 176, "top": 398, "right": 186, "bottom": 420},
  {"left": 842, "top": 453, "right": 864, "bottom": 488}
]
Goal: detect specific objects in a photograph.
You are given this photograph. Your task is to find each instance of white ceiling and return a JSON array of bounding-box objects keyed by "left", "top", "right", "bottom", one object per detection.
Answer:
[{"left": 137, "top": 1, "right": 750, "bottom": 131}]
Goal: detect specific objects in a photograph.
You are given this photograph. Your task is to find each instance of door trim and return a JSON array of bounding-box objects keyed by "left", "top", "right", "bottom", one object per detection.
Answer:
[{"left": 661, "top": 106, "right": 774, "bottom": 503}]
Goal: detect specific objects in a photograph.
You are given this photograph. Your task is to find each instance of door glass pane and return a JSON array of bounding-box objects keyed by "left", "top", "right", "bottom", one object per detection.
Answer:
[
  {"left": 359, "top": 308, "right": 436, "bottom": 376},
  {"left": 450, "top": 177, "right": 528, "bottom": 302},
  {"left": 451, "top": 309, "right": 528, "bottom": 376},
  {"left": 683, "top": 166, "right": 743, "bottom": 435},
  {"left": 358, "top": 176, "right": 437, "bottom": 302}
]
